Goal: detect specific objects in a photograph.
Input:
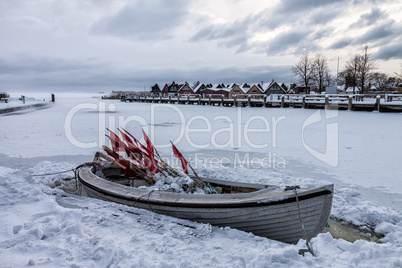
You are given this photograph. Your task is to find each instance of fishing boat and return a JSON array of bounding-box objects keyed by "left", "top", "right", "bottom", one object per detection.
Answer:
[{"left": 77, "top": 153, "right": 333, "bottom": 244}]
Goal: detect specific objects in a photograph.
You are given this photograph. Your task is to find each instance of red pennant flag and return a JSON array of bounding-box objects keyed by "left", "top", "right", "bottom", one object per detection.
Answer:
[
  {"left": 126, "top": 142, "right": 143, "bottom": 161},
  {"left": 108, "top": 130, "right": 125, "bottom": 152},
  {"left": 121, "top": 142, "right": 135, "bottom": 161},
  {"left": 119, "top": 129, "right": 134, "bottom": 144},
  {"left": 142, "top": 129, "right": 154, "bottom": 158},
  {"left": 171, "top": 142, "right": 188, "bottom": 174},
  {"left": 103, "top": 146, "right": 130, "bottom": 168},
  {"left": 103, "top": 146, "right": 120, "bottom": 160},
  {"left": 121, "top": 128, "right": 140, "bottom": 146},
  {"left": 144, "top": 157, "right": 158, "bottom": 173}
]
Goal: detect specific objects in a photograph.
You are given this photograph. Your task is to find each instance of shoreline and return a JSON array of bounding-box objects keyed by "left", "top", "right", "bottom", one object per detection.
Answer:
[{"left": 0, "top": 102, "right": 53, "bottom": 115}]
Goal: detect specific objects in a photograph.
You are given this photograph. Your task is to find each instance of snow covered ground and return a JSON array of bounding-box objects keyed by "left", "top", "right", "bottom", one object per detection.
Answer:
[{"left": 1, "top": 93, "right": 402, "bottom": 267}]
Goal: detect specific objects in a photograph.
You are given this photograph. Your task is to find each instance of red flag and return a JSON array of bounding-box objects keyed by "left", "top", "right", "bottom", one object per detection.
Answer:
[
  {"left": 121, "top": 142, "right": 135, "bottom": 161},
  {"left": 171, "top": 142, "right": 188, "bottom": 174},
  {"left": 126, "top": 142, "right": 143, "bottom": 161},
  {"left": 119, "top": 128, "right": 134, "bottom": 144},
  {"left": 108, "top": 130, "right": 124, "bottom": 152},
  {"left": 121, "top": 128, "right": 156, "bottom": 159},
  {"left": 142, "top": 129, "right": 154, "bottom": 158},
  {"left": 144, "top": 157, "right": 159, "bottom": 173},
  {"left": 103, "top": 146, "right": 120, "bottom": 160},
  {"left": 121, "top": 128, "right": 140, "bottom": 146}
]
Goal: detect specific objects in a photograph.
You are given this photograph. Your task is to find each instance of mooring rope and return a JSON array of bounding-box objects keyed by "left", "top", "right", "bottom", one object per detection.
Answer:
[
  {"left": 294, "top": 189, "right": 314, "bottom": 256},
  {"left": 31, "top": 169, "right": 76, "bottom": 177},
  {"left": 32, "top": 167, "right": 83, "bottom": 193},
  {"left": 133, "top": 190, "right": 155, "bottom": 212}
]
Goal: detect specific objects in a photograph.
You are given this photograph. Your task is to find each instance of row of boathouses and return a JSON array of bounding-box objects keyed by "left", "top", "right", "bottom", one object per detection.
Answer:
[{"left": 149, "top": 81, "right": 297, "bottom": 99}]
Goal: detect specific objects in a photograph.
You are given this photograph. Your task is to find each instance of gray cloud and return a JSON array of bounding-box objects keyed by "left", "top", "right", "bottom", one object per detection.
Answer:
[
  {"left": 308, "top": 8, "right": 342, "bottom": 26},
  {"left": 190, "top": 23, "right": 242, "bottom": 42},
  {"left": 90, "top": 0, "right": 189, "bottom": 40},
  {"left": 375, "top": 42, "right": 402, "bottom": 60},
  {"left": 312, "top": 28, "right": 335, "bottom": 40},
  {"left": 0, "top": 55, "right": 292, "bottom": 92},
  {"left": 190, "top": 0, "right": 347, "bottom": 57},
  {"left": 1, "top": 0, "right": 401, "bottom": 94},
  {"left": 355, "top": 20, "right": 396, "bottom": 44},
  {"left": 350, "top": 8, "right": 387, "bottom": 28},
  {"left": 283, "top": 0, "right": 344, "bottom": 12},
  {"left": 0, "top": 56, "right": 96, "bottom": 75},
  {"left": 266, "top": 29, "right": 310, "bottom": 55},
  {"left": 329, "top": 39, "right": 353, "bottom": 49}
]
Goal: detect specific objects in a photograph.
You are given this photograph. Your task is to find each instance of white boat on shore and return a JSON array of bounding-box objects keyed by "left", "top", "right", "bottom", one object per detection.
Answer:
[{"left": 77, "top": 158, "right": 333, "bottom": 244}]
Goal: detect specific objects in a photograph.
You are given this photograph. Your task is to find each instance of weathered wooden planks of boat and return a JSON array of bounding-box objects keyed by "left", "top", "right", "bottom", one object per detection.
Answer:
[{"left": 77, "top": 159, "right": 333, "bottom": 244}]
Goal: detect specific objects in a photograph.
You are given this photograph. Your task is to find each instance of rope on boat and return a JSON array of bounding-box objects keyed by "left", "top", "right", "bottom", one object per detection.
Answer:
[
  {"left": 32, "top": 168, "right": 80, "bottom": 192},
  {"left": 293, "top": 189, "right": 314, "bottom": 256},
  {"left": 31, "top": 169, "right": 76, "bottom": 177},
  {"left": 31, "top": 163, "right": 95, "bottom": 193},
  {"left": 133, "top": 190, "right": 155, "bottom": 212}
]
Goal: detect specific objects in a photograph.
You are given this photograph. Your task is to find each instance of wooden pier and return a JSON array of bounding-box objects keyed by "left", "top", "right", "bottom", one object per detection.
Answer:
[{"left": 122, "top": 94, "right": 402, "bottom": 113}]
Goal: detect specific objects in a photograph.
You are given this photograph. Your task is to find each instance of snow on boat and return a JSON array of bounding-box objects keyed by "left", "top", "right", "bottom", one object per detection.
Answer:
[{"left": 77, "top": 159, "right": 333, "bottom": 244}]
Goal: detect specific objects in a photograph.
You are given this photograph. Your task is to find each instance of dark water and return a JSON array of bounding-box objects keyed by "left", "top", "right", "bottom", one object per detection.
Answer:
[{"left": 324, "top": 218, "right": 383, "bottom": 243}]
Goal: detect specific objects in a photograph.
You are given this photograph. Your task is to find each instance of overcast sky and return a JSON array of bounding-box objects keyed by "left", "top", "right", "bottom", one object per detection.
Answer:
[{"left": 1, "top": 0, "right": 401, "bottom": 93}]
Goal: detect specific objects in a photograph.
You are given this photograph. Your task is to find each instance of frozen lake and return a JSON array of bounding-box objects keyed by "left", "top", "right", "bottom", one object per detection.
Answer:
[{"left": 1, "top": 96, "right": 401, "bottom": 210}]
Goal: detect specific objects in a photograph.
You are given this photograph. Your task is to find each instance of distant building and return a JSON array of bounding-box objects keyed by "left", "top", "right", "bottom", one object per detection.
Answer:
[
  {"left": 228, "top": 84, "right": 246, "bottom": 99},
  {"left": 150, "top": 84, "right": 161, "bottom": 96},
  {"left": 161, "top": 81, "right": 180, "bottom": 97},
  {"left": 199, "top": 83, "right": 231, "bottom": 98},
  {"left": 0, "top": 92, "right": 10, "bottom": 99},
  {"left": 178, "top": 82, "right": 195, "bottom": 95},
  {"left": 264, "top": 81, "right": 287, "bottom": 95},
  {"left": 245, "top": 84, "right": 264, "bottom": 96}
]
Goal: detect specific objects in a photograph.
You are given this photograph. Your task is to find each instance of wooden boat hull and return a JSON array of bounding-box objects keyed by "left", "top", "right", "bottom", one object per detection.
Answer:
[{"left": 78, "top": 166, "right": 333, "bottom": 244}]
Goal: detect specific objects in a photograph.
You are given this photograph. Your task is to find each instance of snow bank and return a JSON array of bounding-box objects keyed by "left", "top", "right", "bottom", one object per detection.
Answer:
[{"left": 1, "top": 163, "right": 402, "bottom": 267}]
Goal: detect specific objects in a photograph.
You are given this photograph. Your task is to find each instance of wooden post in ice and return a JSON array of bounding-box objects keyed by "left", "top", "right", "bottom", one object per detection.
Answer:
[
  {"left": 263, "top": 96, "right": 267, "bottom": 107},
  {"left": 234, "top": 96, "right": 237, "bottom": 107},
  {"left": 221, "top": 95, "right": 224, "bottom": 106},
  {"left": 208, "top": 96, "right": 211, "bottom": 105},
  {"left": 198, "top": 95, "right": 201, "bottom": 105},
  {"left": 248, "top": 95, "right": 251, "bottom": 107},
  {"left": 168, "top": 96, "right": 171, "bottom": 104},
  {"left": 281, "top": 95, "right": 285, "bottom": 108},
  {"left": 177, "top": 95, "right": 180, "bottom": 104},
  {"left": 325, "top": 95, "right": 329, "bottom": 109},
  {"left": 348, "top": 96, "right": 353, "bottom": 110},
  {"left": 302, "top": 95, "right": 306, "bottom": 108},
  {"left": 51, "top": 94, "right": 55, "bottom": 102},
  {"left": 376, "top": 95, "right": 381, "bottom": 112}
]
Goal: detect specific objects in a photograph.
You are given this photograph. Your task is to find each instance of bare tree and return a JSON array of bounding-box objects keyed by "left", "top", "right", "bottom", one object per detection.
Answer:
[
  {"left": 344, "top": 54, "right": 360, "bottom": 93},
  {"left": 370, "top": 72, "right": 388, "bottom": 91},
  {"left": 325, "top": 72, "right": 333, "bottom": 87},
  {"left": 395, "top": 63, "right": 402, "bottom": 83},
  {"left": 292, "top": 54, "right": 313, "bottom": 90},
  {"left": 311, "top": 53, "right": 330, "bottom": 93},
  {"left": 357, "top": 46, "right": 376, "bottom": 94}
]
